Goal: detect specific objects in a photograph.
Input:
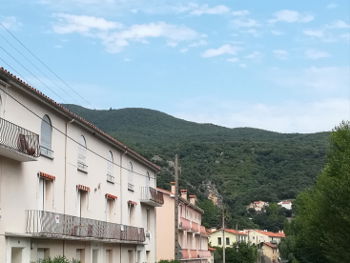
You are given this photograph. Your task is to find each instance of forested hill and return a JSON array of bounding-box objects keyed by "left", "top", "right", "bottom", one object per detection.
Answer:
[{"left": 64, "top": 104, "right": 330, "bottom": 227}]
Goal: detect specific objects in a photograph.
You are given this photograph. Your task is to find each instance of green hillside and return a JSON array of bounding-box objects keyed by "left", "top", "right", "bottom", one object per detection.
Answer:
[{"left": 64, "top": 104, "right": 330, "bottom": 228}]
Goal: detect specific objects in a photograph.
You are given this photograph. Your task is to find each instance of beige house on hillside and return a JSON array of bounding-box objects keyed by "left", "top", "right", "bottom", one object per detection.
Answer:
[
  {"left": 245, "top": 229, "right": 285, "bottom": 245},
  {"left": 208, "top": 229, "right": 247, "bottom": 248},
  {"left": 0, "top": 67, "right": 164, "bottom": 263},
  {"left": 156, "top": 183, "right": 212, "bottom": 262}
]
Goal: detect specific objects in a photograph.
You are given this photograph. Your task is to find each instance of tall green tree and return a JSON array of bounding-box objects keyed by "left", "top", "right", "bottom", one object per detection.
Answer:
[{"left": 280, "top": 121, "right": 350, "bottom": 263}]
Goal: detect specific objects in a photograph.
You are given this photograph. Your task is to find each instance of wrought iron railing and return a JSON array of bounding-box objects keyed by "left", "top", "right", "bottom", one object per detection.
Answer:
[
  {"left": 0, "top": 117, "right": 40, "bottom": 157},
  {"left": 26, "top": 210, "right": 145, "bottom": 242},
  {"left": 140, "top": 187, "right": 164, "bottom": 205}
]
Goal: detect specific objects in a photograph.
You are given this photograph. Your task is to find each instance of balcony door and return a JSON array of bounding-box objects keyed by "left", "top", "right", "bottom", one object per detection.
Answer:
[{"left": 38, "top": 178, "right": 45, "bottom": 211}]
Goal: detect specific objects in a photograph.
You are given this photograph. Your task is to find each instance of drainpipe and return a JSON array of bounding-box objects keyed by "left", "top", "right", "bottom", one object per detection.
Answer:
[
  {"left": 64, "top": 119, "right": 74, "bottom": 215},
  {"left": 120, "top": 147, "right": 127, "bottom": 225},
  {"left": 63, "top": 119, "right": 74, "bottom": 257}
]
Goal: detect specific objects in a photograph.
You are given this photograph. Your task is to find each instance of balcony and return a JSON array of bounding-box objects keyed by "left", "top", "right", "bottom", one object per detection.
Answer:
[
  {"left": 181, "top": 249, "right": 211, "bottom": 260},
  {"left": 140, "top": 187, "right": 164, "bottom": 207},
  {"left": 200, "top": 225, "right": 208, "bottom": 236},
  {"left": 179, "top": 217, "right": 191, "bottom": 231},
  {"left": 26, "top": 210, "right": 145, "bottom": 243},
  {"left": 191, "top": 221, "right": 200, "bottom": 233},
  {"left": 0, "top": 117, "right": 39, "bottom": 161}
]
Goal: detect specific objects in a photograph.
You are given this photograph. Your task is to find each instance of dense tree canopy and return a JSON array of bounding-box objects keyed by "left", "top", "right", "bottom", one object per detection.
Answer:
[
  {"left": 280, "top": 121, "right": 350, "bottom": 263},
  {"left": 65, "top": 104, "right": 329, "bottom": 229}
]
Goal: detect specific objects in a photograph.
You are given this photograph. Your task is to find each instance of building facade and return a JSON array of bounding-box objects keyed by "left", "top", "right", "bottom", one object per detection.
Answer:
[
  {"left": 156, "top": 183, "right": 212, "bottom": 263},
  {"left": 208, "top": 229, "right": 247, "bottom": 248},
  {"left": 0, "top": 67, "right": 164, "bottom": 263},
  {"left": 245, "top": 230, "right": 285, "bottom": 245}
]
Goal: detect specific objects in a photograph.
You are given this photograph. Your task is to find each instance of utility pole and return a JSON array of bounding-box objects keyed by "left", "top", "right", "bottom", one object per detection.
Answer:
[
  {"left": 222, "top": 208, "right": 226, "bottom": 263},
  {"left": 174, "top": 154, "right": 180, "bottom": 260}
]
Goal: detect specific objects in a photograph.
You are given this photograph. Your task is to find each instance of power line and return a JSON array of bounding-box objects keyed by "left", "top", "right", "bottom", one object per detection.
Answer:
[
  {"left": 0, "top": 84, "right": 157, "bottom": 180},
  {"left": 0, "top": 23, "right": 93, "bottom": 107},
  {"left": 0, "top": 46, "right": 67, "bottom": 102},
  {"left": 0, "top": 32, "right": 82, "bottom": 105}
]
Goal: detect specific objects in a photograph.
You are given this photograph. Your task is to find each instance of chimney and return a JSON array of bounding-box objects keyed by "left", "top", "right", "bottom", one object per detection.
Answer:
[
  {"left": 170, "top": 182, "right": 176, "bottom": 195},
  {"left": 189, "top": 194, "right": 197, "bottom": 205},
  {"left": 180, "top": 189, "right": 188, "bottom": 200}
]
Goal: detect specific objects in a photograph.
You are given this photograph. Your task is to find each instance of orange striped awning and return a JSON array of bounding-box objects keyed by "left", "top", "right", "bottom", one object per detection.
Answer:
[
  {"left": 105, "top": 193, "right": 118, "bottom": 200},
  {"left": 76, "top": 184, "right": 90, "bottom": 192},
  {"left": 38, "top": 172, "right": 56, "bottom": 181}
]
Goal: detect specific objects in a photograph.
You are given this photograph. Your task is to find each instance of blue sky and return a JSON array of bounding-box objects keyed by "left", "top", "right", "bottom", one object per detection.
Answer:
[{"left": 1, "top": 0, "right": 349, "bottom": 132}]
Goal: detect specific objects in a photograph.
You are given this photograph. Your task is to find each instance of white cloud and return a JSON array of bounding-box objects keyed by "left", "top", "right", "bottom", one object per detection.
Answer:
[
  {"left": 231, "top": 18, "right": 260, "bottom": 28},
  {"left": 190, "top": 4, "right": 230, "bottom": 15},
  {"left": 227, "top": 57, "right": 239, "bottom": 63},
  {"left": 245, "top": 51, "right": 263, "bottom": 60},
  {"left": 303, "top": 29, "right": 324, "bottom": 38},
  {"left": 53, "top": 13, "right": 121, "bottom": 34},
  {"left": 270, "top": 66, "right": 350, "bottom": 95},
  {"left": 174, "top": 97, "right": 349, "bottom": 133},
  {"left": 271, "top": 30, "right": 284, "bottom": 36},
  {"left": 273, "top": 49, "right": 288, "bottom": 60},
  {"left": 202, "top": 44, "right": 240, "bottom": 58},
  {"left": 0, "top": 16, "right": 22, "bottom": 30},
  {"left": 327, "top": 20, "right": 350, "bottom": 29},
  {"left": 269, "top": 10, "right": 314, "bottom": 23},
  {"left": 232, "top": 10, "right": 250, "bottom": 16},
  {"left": 53, "top": 14, "right": 203, "bottom": 53},
  {"left": 305, "top": 49, "right": 330, "bottom": 60},
  {"left": 326, "top": 3, "right": 338, "bottom": 9}
]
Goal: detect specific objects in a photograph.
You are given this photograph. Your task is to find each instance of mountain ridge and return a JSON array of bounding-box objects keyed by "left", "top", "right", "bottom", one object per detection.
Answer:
[{"left": 63, "top": 104, "right": 330, "bottom": 228}]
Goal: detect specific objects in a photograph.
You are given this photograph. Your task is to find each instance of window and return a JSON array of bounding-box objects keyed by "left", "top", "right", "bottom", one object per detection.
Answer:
[
  {"left": 76, "top": 249, "right": 85, "bottom": 263},
  {"left": 106, "top": 198, "right": 115, "bottom": 222},
  {"left": 0, "top": 94, "right": 2, "bottom": 116},
  {"left": 107, "top": 151, "right": 114, "bottom": 183},
  {"left": 146, "top": 208, "right": 150, "bottom": 231},
  {"left": 146, "top": 171, "right": 151, "bottom": 188},
  {"left": 106, "top": 250, "right": 112, "bottom": 263},
  {"left": 40, "top": 115, "right": 54, "bottom": 158},
  {"left": 11, "top": 247, "right": 23, "bottom": 263},
  {"left": 226, "top": 237, "right": 230, "bottom": 245},
  {"left": 37, "top": 248, "right": 49, "bottom": 261},
  {"left": 218, "top": 237, "right": 222, "bottom": 245},
  {"left": 38, "top": 177, "right": 53, "bottom": 211},
  {"left": 77, "top": 135, "right": 88, "bottom": 173},
  {"left": 128, "top": 250, "right": 134, "bottom": 263},
  {"left": 128, "top": 203, "right": 135, "bottom": 225},
  {"left": 92, "top": 249, "right": 99, "bottom": 263},
  {"left": 78, "top": 190, "right": 88, "bottom": 217},
  {"left": 128, "top": 161, "right": 134, "bottom": 191}
]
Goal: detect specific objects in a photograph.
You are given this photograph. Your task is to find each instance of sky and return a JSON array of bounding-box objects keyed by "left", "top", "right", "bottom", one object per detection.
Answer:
[{"left": 1, "top": 0, "right": 349, "bottom": 133}]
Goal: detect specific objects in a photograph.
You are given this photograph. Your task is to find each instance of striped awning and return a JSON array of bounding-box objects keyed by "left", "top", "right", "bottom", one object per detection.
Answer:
[
  {"left": 38, "top": 172, "right": 55, "bottom": 181},
  {"left": 128, "top": 200, "right": 137, "bottom": 206},
  {"left": 105, "top": 193, "right": 118, "bottom": 200},
  {"left": 76, "top": 184, "right": 90, "bottom": 192}
]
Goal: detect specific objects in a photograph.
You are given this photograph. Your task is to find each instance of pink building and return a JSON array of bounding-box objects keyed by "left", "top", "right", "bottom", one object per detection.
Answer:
[{"left": 156, "top": 183, "right": 212, "bottom": 262}]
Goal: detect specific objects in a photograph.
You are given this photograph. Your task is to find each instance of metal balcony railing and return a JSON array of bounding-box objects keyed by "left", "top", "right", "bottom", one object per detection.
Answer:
[
  {"left": 26, "top": 210, "right": 145, "bottom": 243},
  {"left": 140, "top": 187, "right": 164, "bottom": 206},
  {"left": 0, "top": 117, "right": 39, "bottom": 158}
]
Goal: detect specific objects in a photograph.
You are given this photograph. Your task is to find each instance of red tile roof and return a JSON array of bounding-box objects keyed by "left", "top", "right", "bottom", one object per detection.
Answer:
[
  {"left": 264, "top": 242, "right": 278, "bottom": 249},
  {"left": 212, "top": 228, "right": 248, "bottom": 235},
  {"left": 0, "top": 67, "right": 160, "bottom": 172},
  {"left": 255, "top": 230, "right": 285, "bottom": 238}
]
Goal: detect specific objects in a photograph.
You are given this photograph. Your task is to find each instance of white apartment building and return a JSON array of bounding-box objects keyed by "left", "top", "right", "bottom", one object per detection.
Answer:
[{"left": 0, "top": 67, "right": 164, "bottom": 263}]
